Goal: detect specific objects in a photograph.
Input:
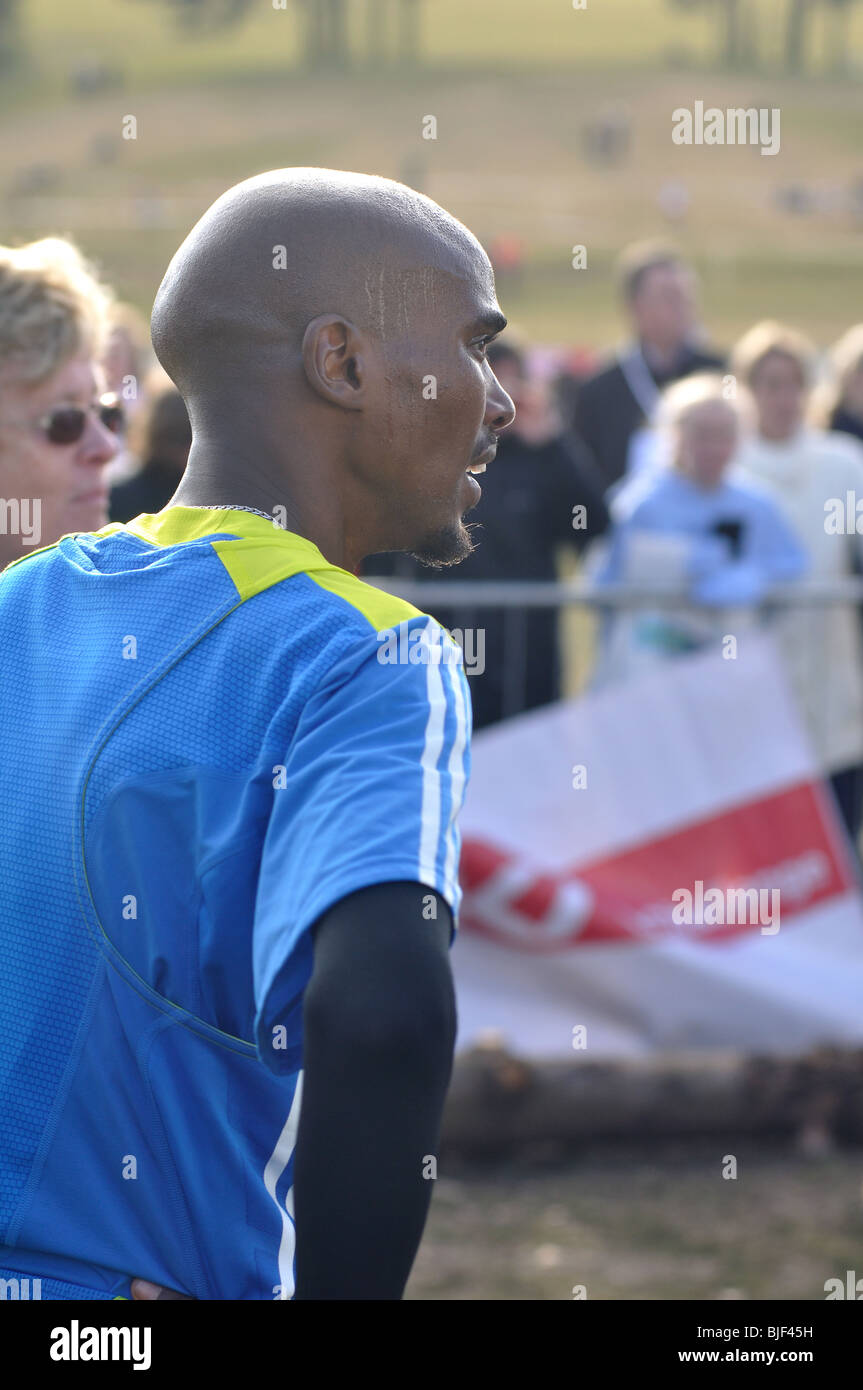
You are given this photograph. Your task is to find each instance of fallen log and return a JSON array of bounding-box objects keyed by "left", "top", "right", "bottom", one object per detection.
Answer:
[{"left": 442, "top": 1033, "right": 863, "bottom": 1159}]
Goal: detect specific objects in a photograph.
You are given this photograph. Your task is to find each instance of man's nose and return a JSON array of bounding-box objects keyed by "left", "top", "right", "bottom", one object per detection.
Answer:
[{"left": 486, "top": 371, "right": 517, "bottom": 433}]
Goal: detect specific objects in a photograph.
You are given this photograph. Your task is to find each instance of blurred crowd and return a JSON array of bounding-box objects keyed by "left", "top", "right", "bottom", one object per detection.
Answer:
[{"left": 3, "top": 234, "right": 863, "bottom": 842}]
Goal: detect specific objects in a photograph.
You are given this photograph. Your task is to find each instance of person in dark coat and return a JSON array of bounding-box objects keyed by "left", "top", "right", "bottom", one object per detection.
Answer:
[
  {"left": 363, "top": 340, "right": 609, "bottom": 729},
  {"left": 573, "top": 241, "right": 724, "bottom": 492},
  {"left": 109, "top": 377, "right": 191, "bottom": 522}
]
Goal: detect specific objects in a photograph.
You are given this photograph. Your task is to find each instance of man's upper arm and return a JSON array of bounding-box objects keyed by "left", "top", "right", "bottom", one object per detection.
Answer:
[
  {"left": 304, "top": 881, "right": 456, "bottom": 1047},
  {"left": 252, "top": 615, "right": 471, "bottom": 1071}
]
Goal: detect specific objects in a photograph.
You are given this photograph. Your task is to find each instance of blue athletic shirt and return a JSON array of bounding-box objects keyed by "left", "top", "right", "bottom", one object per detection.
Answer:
[{"left": 0, "top": 507, "right": 471, "bottom": 1300}]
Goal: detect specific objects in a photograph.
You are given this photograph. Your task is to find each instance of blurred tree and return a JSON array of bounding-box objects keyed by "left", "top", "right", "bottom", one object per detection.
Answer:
[
  {"left": 397, "top": 0, "right": 422, "bottom": 67},
  {"left": 718, "top": 0, "right": 743, "bottom": 66},
  {"left": 0, "top": 0, "right": 20, "bottom": 71},
  {"left": 784, "top": 0, "right": 813, "bottom": 71},
  {"left": 295, "top": 0, "right": 349, "bottom": 69},
  {"left": 365, "top": 0, "right": 423, "bottom": 68},
  {"left": 366, "top": 0, "right": 389, "bottom": 65},
  {"left": 667, "top": 0, "right": 751, "bottom": 69},
  {"left": 130, "top": 0, "right": 253, "bottom": 32},
  {"left": 294, "top": 0, "right": 322, "bottom": 65},
  {"left": 133, "top": 0, "right": 416, "bottom": 69},
  {"left": 822, "top": 0, "right": 859, "bottom": 74},
  {"left": 324, "top": 0, "right": 349, "bottom": 66}
]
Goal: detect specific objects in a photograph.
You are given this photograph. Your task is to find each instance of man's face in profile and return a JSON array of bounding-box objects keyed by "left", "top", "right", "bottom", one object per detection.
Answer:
[{"left": 368, "top": 247, "right": 515, "bottom": 568}]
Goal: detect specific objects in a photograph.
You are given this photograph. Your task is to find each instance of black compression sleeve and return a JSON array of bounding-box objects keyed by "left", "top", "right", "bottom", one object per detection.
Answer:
[{"left": 291, "top": 881, "right": 457, "bottom": 1300}]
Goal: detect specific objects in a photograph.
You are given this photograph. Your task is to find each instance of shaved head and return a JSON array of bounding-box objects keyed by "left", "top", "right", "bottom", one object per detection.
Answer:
[
  {"left": 153, "top": 169, "right": 478, "bottom": 401},
  {"left": 155, "top": 167, "right": 514, "bottom": 571}
]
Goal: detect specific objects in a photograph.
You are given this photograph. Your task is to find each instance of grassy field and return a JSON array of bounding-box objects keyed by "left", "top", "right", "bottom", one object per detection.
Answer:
[
  {"left": 7, "top": 0, "right": 863, "bottom": 94},
  {"left": 407, "top": 1143, "right": 863, "bottom": 1300},
  {"left": 2, "top": 2, "right": 862, "bottom": 344}
]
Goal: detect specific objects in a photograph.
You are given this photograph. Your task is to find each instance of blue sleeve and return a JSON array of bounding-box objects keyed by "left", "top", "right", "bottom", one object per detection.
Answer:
[{"left": 252, "top": 615, "right": 471, "bottom": 1073}]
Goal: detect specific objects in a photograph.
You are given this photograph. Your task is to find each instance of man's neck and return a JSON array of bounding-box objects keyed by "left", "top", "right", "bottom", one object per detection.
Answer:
[
  {"left": 168, "top": 469, "right": 362, "bottom": 572},
  {"left": 170, "top": 479, "right": 299, "bottom": 524},
  {"left": 640, "top": 338, "right": 688, "bottom": 375}
]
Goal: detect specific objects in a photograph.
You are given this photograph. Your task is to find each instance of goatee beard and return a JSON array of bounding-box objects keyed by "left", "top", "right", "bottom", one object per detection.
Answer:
[{"left": 408, "top": 519, "right": 479, "bottom": 569}]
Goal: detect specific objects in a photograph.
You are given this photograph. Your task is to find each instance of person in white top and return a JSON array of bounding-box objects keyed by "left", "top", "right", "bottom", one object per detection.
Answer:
[{"left": 731, "top": 320, "right": 863, "bottom": 844}]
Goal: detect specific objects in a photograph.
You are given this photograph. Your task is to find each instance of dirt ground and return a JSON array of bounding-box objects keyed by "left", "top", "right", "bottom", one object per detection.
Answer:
[{"left": 406, "top": 1141, "right": 863, "bottom": 1300}]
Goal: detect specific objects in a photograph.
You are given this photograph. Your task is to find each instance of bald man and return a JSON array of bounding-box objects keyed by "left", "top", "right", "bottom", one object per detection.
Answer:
[{"left": 0, "top": 169, "right": 514, "bottom": 1301}]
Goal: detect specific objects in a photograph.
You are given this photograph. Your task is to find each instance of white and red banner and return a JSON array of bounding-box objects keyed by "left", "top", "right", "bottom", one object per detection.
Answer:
[{"left": 454, "top": 634, "right": 863, "bottom": 1057}]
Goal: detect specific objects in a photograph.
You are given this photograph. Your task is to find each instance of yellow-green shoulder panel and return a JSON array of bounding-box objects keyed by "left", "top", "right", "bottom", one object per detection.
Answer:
[
  {"left": 122, "top": 507, "right": 429, "bottom": 629},
  {"left": 307, "top": 565, "right": 425, "bottom": 631}
]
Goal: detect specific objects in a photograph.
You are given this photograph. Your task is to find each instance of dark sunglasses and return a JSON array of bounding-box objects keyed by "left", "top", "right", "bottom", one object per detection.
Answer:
[{"left": 36, "top": 394, "right": 126, "bottom": 445}]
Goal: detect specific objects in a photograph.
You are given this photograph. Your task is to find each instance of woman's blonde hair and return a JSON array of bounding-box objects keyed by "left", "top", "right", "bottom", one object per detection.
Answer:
[
  {"left": 810, "top": 323, "right": 863, "bottom": 428},
  {"left": 0, "top": 237, "right": 114, "bottom": 385},
  {"left": 730, "top": 320, "right": 815, "bottom": 391},
  {"left": 655, "top": 371, "right": 744, "bottom": 436}
]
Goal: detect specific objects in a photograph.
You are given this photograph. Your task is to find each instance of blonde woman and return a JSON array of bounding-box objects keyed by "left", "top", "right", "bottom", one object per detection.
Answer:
[
  {"left": 733, "top": 321, "right": 863, "bottom": 840},
  {"left": 812, "top": 323, "right": 863, "bottom": 446},
  {"left": 591, "top": 372, "right": 807, "bottom": 681},
  {"left": 0, "top": 237, "right": 122, "bottom": 569}
]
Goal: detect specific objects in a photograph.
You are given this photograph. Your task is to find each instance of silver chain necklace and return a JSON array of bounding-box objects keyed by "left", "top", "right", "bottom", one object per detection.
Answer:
[{"left": 187, "top": 504, "right": 277, "bottom": 525}]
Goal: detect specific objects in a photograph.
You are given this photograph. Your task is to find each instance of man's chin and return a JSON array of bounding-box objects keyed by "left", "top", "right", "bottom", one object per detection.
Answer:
[{"left": 408, "top": 519, "right": 479, "bottom": 570}]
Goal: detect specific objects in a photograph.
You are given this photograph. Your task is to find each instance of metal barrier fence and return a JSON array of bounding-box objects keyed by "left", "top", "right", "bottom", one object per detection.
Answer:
[{"left": 364, "top": 575, "right": 863, "bottom": 722}]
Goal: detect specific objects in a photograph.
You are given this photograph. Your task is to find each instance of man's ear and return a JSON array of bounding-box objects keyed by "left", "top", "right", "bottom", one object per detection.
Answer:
[{"left": 302, "top": 314, "right": 367, "bottom": 411}]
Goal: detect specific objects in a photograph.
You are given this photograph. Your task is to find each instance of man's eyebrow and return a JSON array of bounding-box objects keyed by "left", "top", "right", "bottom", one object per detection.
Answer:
[{"left": 468, "top": 310, "right": 508, "bottom": 336}]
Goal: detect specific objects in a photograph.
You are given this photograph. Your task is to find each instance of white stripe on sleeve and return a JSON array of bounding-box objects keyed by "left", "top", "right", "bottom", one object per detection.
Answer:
[
  {"left": 263, "top": 1070, "right": 304, "bottom": 1300},
  {"left": 417, "top": 624, "right": 447, "bottom": 889},
  {"left": 442, "top": 657, "right": 469, "bottom": 903}
]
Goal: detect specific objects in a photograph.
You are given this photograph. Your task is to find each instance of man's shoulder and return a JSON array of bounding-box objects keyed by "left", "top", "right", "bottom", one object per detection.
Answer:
[
  {"left": 0, "top": 535, "right": 64, "bottom": 584},
  {"left": 292, "top": 565, "right": 465, "bottom": 694},
  {"left": 577, "top": 355, "right": 628, "bottom": 399},
  {"left": 118, "top": 508, "right": 448, "bottom": 649},
  {"left": 304, "top": 563, "right": 428, "bottom": 635}
]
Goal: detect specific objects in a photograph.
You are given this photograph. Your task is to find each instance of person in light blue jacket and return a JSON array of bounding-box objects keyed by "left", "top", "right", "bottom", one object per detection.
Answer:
[{"left": 590, "top": 372, "right": 809, "bottom": 678}]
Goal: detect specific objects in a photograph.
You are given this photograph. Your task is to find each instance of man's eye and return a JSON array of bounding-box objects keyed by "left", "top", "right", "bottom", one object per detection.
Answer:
[{"left": 474, "top": 336, "right": 493, "bottom": 357}]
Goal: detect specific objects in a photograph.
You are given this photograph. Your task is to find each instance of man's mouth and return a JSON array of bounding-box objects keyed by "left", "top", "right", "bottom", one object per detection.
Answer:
[{"left": 466, "top": 444, "right": 497, "bottom": 476}]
